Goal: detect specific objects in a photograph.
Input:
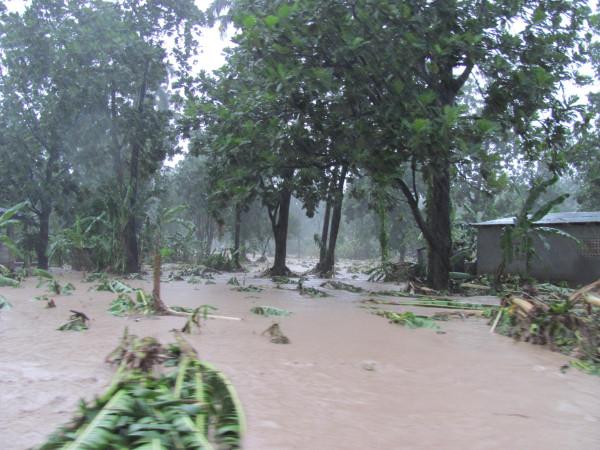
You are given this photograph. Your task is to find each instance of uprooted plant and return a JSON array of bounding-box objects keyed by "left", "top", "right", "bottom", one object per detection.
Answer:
[
  {"left": 38, "top": 331, "right": 245, "bottom": 449},
  {"left": 491, "top": 279, "right": 600, "bottom": 375},
  {"left": 57, "top": 310, "right": 90, "bottom": 331},
  {"left": 35, "top": 269, "right": 75, "bottom": 295}
]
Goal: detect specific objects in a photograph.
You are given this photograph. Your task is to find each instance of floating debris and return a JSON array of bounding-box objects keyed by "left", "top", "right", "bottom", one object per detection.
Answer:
[
  {"left": 320, "top": 280, "right": 364, "bottom": 293},
  {"left": 261, "top": 323, "right": 290, "bottom": 344},
  {"left": 57, "top": 310, "right": 90, "bottom": 331},
  {"left": 250, "top": 306, "right": 291, "bottom": 317},
  {"left": 375, "top": 310, "right": 439, "bottom": 329}
]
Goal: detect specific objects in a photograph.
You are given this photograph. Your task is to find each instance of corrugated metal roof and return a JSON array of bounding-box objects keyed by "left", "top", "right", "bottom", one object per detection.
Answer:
[{"left": 472, "top": 211, "right": 600, "bottom": 226}]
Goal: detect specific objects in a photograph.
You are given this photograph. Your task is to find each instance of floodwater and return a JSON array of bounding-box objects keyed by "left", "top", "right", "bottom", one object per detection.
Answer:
[{"left": 1, "top": 259, "right": 599, "bottom": 450}]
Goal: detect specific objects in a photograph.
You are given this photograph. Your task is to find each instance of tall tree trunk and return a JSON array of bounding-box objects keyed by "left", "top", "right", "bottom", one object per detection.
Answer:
[
  {"left": 233, "top": 203, "right": 242, "bottom": 268},
  {"left": 320, "top": 166, "right": 347, "bottom": 277},
  {"left": 376, "top": 199, "right": 389, "bottom": 264},
  {"left": 36, "top": 145, "right": 58, "bottom": 270},
  {"left": 36, "top": 201, "right": 51, "bottom": 269},
  {"left": 123, "top": 62, "right": 149, "bottom": 273},
  {"left": 315, "top": 198, "right": 332, "bottom": 272},
  {"left": 152, "top": 231, "right": 169, "bottom": 313},
  {"left": 425, "top": 160, "right": 452, "bottom": 290},
  {"left": 268, "top": 187, "right": 292, "bottom": 276}
]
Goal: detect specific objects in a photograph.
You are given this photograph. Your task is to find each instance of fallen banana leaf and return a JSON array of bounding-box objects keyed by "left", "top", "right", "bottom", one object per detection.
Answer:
[
  {"left": 250, "top": 306, "right": 291, "bottom": 317},
  {"left": 362, "top": 298, "right": 495, "bottom": 310},
  {"left": 0, "top": 294, "right": 12, "bottom": 310},
  {"left": 0, "top": 274, "right": 19, "bottom": 287},
  {"left": 39, "top": 333, "right": 244, "bottom": 449}
]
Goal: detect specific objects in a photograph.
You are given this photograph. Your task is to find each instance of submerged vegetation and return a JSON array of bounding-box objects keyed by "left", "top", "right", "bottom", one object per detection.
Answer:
[
  {"left": 39, "top": 332, "right": 245, "bottom": 449},
  {"left": 490, "top": 280, "right": 600, "bottom": 375}
]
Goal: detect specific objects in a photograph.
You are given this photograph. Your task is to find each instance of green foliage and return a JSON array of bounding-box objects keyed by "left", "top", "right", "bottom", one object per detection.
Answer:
[
  {"left": 203, "top": 251, "right": 240, "bottom": 271},
  {"left": 48, "top": 214, "right": 111, "bottom": 270},
  {"left": 0, "top": 201, "right": 28, "bottom": 257},
  {"left": 320, "top": 280, "right": 364, "bottom": 293},
  {"left": 35, "top": 273, "right": 75, "bottom": 295},
  {"left": 108, "top": 291, "right": 154, "bottom": 317},
  {"left": 39, "top": 335, "right": 245, "bottom": 449},
  {"left": 296, "top": 279, "right": 330, "bottom": 298},
  {"left": 0, "top": 274, "right": 19, "bottom": 287},
  {"left": 96, "top": 279, "right": 135, "bottom": 294},
  {"left": 0, "top": 294, "right": 12, "bottom": 311},
  {"left": 57, "top": 311, "right": 89, "bottom": 332},
  {"left": 232, "top": 284, "right": 263, "bottom": 293},
  {"left": 227, "top": 276, "right": 240, "bottom": 286},
  {"left": 375, "top": 310, "right": 439, "bottom": 329},
  {"left": 271, "top": 275, "right": 296, "bottom": 285},
  {"left": 250, "top": 306, "right": 291, "bottom": 317},
  {"left": 498, "top": 175, "right": 575, "bottom": 278},
  {"left": 83, "top": 273, "right": 108, "bottom": 283}
]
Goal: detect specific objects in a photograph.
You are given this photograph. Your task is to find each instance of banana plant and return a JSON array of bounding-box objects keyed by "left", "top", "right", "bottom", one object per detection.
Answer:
[
  {"left": 497, "top": 174, "right": 577, "bottom": 281},
  {"left": 0, "top": 201, "right": 29, "bottom": 258},
  {"left": 48, "top": 213, "right": 109, "bottom": 269},
  {"left": 147, "top": 205, "right": 193, "bottom": 313}
]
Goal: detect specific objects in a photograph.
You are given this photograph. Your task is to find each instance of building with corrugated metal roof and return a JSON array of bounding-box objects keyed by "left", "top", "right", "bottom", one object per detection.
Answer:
[{"left": 472, "top": 212, "right": 600, "bottom": 285}]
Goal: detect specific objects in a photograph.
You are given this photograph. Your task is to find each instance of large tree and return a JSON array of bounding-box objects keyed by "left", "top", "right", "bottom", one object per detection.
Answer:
[
  {"left": 215, "top": 0, "right": 590, "bottom": 288},
  {"left": 0, "top": 0, "right": 203, "bottom": 272}
]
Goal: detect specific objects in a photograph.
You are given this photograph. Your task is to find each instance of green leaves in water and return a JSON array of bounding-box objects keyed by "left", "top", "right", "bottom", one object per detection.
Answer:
[
  {"left": 297, "top": 279, "right": 329, "bottom": 298},
  {"left": 320, "top": 280, "right": 364, "bottom": 293},
  {"left": 108, "top": 290, "right": 154, "bottom": 316},
  {"left": 39, "top": 334, "right": 245, "bottom": 449},
  {"left": 57, "top": 310, "right": 89, "bottom": 331},
  {"left": 0, "top": 294, "right": 12, "bottom": 310},
  {"left": 179, "top": 305, "right": 218, "bottom": 334},
  {"left": 33, "top": 270, "right": 75, "bottom": 295},
  {"left": 271, "top": 275, "right": 296, "bottom": 285},
  {"left": 96, "top": 279, "right": 134, "bottom": 294},
  {"left": 0, "top": 274, "right": 19, "bottom": 287},
  {"left": 227, "top": 276, "right": 240, "bottom": 286},
  {"left": 83, "top": 272, "right": 108, "bottom": 283},
  {"left": 250, "top": 306, "right": 291, "bottom": 317},
  {"left": 232, "top": 284, "right": 263, "bottom": 293},
  {"left": 375, "top": 310, "right": 439, "bottom": 329}
]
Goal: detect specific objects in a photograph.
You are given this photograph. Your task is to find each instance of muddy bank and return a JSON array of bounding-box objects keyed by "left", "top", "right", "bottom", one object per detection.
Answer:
[{"left": 1, "top": 267, "right": 599, "bottom": 449}]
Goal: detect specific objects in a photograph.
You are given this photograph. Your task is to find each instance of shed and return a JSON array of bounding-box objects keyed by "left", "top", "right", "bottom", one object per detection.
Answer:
[{"left": 472, "top": 211, "right": 600, "bottom": 285}]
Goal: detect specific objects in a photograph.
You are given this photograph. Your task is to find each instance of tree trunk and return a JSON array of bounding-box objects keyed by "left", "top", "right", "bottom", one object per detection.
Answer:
[
  {"left": 320, "top": 166, "right": 347, "bottom": 276},
  {"left": 315, "top": 198, "right": 332, "bottom": 272},
  {"left": 123, "top": 61, "right": 149, "bottom": 274},
  {"left": 233, "top": 204, "right": 242, "bottom": 268},
  {"left": 269, "top": 187, "right": 292, "bottom": 276},
  {"left": 152, "top": 231, "right": 169, "bottom": 313},
  {"left": 425, "top": 161, "right": 452, "bottom": 290},
  {"left": 36, "top": 201, "right": 51, "bottom": 269},
  {"left": 376, "top": 200, "right": 389, "bottom": 264}
]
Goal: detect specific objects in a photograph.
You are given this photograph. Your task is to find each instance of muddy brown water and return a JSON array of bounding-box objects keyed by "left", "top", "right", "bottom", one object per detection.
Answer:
[{"left": 1, "top": 262, "right": 599, "bottom": 449}]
